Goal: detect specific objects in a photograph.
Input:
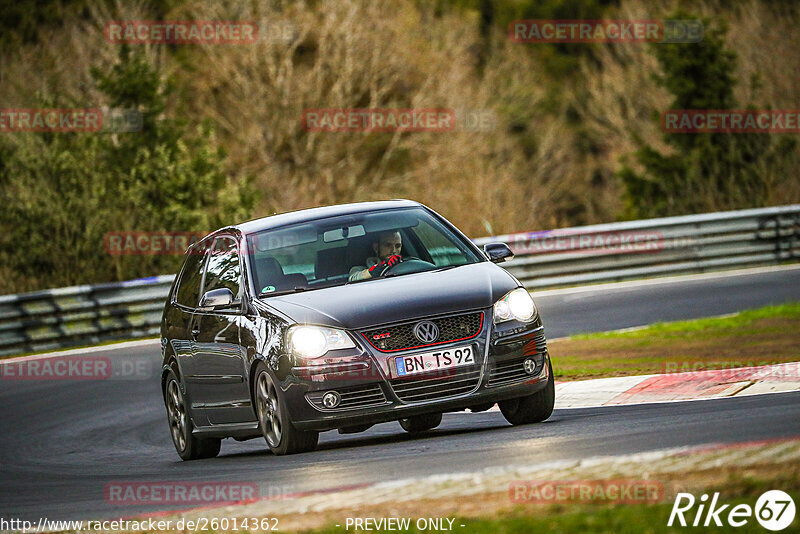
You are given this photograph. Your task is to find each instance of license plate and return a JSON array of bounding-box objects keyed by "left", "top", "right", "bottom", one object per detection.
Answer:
[{"left": 393, "top": 345, "right": 475, "bottom": 377}]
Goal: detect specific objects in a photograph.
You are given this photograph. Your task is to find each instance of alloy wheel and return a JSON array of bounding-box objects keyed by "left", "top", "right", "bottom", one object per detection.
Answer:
[
  {"left": 166, "top": 380, "right": 188, "bottom": 452},
  {"left": 256, "top": 372, "right": 282, "bottom": 448}
]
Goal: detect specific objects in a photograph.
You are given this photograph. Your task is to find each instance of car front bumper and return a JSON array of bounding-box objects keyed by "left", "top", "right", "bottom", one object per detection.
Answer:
[{"left": 279, "top": 312, "right": 551, "bottom": 432}]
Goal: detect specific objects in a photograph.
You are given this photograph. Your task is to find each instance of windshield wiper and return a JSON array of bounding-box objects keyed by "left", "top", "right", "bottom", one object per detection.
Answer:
[{"left": 258, "top": 287, "right": 308, "bottom": 297}]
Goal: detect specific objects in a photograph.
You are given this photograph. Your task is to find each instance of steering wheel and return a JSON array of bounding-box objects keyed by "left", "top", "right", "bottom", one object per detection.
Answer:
[{"left": 380, "top": 256, "right": 436, "bottom": 276}]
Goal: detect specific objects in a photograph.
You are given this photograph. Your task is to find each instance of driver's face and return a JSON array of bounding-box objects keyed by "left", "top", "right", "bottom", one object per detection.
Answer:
[{"left": 375, "top": 232, "right": 402, "bottom": 261}]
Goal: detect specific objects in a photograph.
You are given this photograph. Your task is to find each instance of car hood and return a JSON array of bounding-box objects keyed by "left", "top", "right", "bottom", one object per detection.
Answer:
[{"left": 257, "top": 262, "right": 519, "bottom": 330}]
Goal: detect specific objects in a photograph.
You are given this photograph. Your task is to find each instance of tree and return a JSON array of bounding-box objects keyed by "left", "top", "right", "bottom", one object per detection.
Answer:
[
  {"left": 0, "top": 47, "right": 253, "bottom": 293},
  {"left": 618, "top": 15, "right": 796, "bottom": 219}
]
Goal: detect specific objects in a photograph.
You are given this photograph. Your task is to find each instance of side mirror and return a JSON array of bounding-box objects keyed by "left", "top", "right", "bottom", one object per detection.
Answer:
[
  {"left": 199, "top": 288, "right": 235, "bottom": 310},
  {"left": 483, "top": 242, "right": 514, "bottom": 263}
]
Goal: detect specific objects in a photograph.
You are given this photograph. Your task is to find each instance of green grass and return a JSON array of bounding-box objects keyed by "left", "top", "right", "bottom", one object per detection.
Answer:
[
  {"left": 571, "top": 303, "right": 800, "bottom": 341},
  {"left": 550, "top": 302, "right": 800, "bottom": 379}
]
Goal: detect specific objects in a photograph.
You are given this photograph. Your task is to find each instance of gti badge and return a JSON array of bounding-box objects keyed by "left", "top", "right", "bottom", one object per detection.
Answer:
[{"left": 413, "top": 321, "right": 439, "bottom": 343}]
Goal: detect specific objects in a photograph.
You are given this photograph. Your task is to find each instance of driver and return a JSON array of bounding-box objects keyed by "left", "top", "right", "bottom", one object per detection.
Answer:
[{"left": 348, "top": 231, "right": 403, "bottom": 282}]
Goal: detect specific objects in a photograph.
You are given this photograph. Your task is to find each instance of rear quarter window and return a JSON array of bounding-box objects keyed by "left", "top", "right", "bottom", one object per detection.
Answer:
[
  {"left": 202, "top": 237, "right": 242, "bottom": 297},
  {"left": 174, "top": 247, "right": 207, "bottom": 308}
]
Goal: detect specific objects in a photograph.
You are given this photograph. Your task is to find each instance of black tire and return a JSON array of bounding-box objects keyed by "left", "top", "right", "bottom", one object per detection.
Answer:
[
  {"left": 254, "top": 363, "right": 318, "bottom": 455},
  {"left": 164, "top": 368, "right": 221, "bottom": 461},
  {"left": 499, "top": 360, "right": 555, "bottom": 425},
  {"left": 399, "top": 412, "right": 443, "bottom": 433}
]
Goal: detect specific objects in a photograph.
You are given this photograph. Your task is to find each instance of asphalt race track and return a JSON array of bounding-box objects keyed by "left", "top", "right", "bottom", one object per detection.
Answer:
[
  {"left": 536, "top": 266, "right": 800, "bottom": 338},
  {"left": 2, "top": 267, "right": 800, "bottom": 521}
]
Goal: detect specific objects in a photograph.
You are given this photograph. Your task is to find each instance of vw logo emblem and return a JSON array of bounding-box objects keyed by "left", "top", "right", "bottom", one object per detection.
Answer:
[{"left": 413, "top": 321, "right": 439, "bottom": 343}]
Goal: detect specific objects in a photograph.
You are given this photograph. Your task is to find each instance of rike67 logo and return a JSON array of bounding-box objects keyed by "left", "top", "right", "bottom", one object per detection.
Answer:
[{"left": 669, "top": 490, "right": 796, "bottom": 531}]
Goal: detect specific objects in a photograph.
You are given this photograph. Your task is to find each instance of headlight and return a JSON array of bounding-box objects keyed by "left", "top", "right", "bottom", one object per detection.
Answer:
[
  {"left": 493, "top": 288, "right": 537, "bottom": 323},
  {"left": 287, "top": 325, "right": 355, "bottom": 360}
]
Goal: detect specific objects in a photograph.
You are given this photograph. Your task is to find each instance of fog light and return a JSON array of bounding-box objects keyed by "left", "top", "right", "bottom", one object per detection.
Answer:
[
  {"left": 523, "top": 358, "right": 536, "bottom": 375},
  {"left": 322, "top": 391, "right": 341, "bottom": 409}
]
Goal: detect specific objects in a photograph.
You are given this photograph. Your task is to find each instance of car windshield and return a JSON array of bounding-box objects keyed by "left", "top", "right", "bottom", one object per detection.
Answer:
[{"left": 246, "top": 207, "right": 483, "bottom": 296}]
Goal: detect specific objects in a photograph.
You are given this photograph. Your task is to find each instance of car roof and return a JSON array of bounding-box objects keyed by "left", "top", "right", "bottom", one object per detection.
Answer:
[{"left": 231, "top": 199, "right": 423, "bottom": 236}]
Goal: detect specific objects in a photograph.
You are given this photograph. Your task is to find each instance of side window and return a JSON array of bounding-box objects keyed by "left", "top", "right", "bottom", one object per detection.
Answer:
[
  {"left": 175, "top": 246, "right": 208, "bottom": 308},
  {"left": 202, "top": 237, "right": 241, "bottom": 298}
]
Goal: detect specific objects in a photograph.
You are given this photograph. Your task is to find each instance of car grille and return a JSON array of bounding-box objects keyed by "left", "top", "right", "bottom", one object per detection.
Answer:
[
  {"left": 487, "top": 330, "right": 547, "bottom": 387},
  {"left": 361, "top": 312, "right": 484, "bottom": 352},
  {"left": 390, "top": 365, "right": 482, "bottom": 403},
  {"left": 305, "top": 383, "right": 388, "bottom": 411}
]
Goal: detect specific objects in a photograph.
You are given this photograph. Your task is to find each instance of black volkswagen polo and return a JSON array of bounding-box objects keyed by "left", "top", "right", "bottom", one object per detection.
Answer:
[{"left": 160, "top": 200, "right": 553, "bottom": 459}]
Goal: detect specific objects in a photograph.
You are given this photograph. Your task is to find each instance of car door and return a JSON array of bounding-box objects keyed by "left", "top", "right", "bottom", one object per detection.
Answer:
[
  {"left": 169, "top": 243, "right": 211, "bottom": 426},
  {"left": 191, "top": 235, "right": 251, "bottom": 425}
]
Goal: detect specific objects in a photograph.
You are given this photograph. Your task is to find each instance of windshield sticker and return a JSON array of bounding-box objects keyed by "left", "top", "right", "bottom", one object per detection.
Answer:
[{"left": 261, "top": 286, "right": 276, "bottom": 294}]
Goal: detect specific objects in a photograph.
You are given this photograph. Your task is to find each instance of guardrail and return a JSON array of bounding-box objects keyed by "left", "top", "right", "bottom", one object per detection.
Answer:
[
  {"left": 473, "top": 204, "right": 800, "bottom": 289},
  {"left": 1, "top": 205, "right": 798, "bottom": 357},
  {"left": 0, "top": 276, "right": 174, "bottom": 358}
]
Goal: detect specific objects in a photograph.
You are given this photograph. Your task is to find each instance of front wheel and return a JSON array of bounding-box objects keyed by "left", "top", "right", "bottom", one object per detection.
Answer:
[
  {"left": 399, "top": 412, "right": 442, "bottom": 433},
  {"left": 254, "top": 363, "right": 318, "bottom": 455},
  {"left": 499, "top": 360, "right": 555, "bottom": 425},
  {"left": 164, "top": 369, "right": 221, "bottom": 461}
]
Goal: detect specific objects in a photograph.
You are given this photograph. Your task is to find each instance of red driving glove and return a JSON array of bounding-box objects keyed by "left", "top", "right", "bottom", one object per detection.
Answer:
[{"left": 368, "top": 254, "right": 402, "bottom": 276}]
